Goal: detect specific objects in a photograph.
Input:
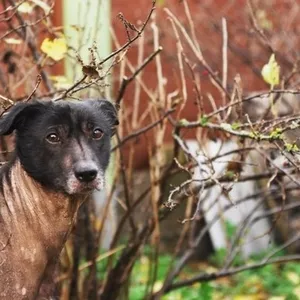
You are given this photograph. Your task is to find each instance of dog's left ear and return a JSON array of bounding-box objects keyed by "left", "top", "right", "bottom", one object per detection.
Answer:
[{"left": 87, "top": 99, "right": 119, "bottom": 136}]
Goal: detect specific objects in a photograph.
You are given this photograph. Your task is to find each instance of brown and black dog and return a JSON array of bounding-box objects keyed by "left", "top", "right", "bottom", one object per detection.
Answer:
[{"left": 0, "top": 99, "right": 118, "bottom": 299}]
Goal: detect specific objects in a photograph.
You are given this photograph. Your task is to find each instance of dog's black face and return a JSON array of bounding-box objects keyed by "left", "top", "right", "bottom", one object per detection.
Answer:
[{"left": 0, "top": 100, "right": 118, "bottom": 195}]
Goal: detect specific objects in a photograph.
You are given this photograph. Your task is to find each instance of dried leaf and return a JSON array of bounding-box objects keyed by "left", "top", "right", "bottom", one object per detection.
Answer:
[
  {"left": 70, "top": 25, "right": 83, "bottom": 32},
  {"left": 41, "top": 35, "right": 67, "bottom": 61},
  {"left": 261, "top": 54, "right": 280, "bottom": 87},
  {"left": 82, "top": 65, "right": 99, "bottom": 79}
]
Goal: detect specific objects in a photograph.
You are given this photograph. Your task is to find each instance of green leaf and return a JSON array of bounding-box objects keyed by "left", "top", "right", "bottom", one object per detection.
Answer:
[
  {"left": 179, "top": 118, "right": 189, "bottom": 126},
  {"left": 225, "top": 170, "right": 236, "bottom": 179},
  {"left": 198, "top": 282, "right": 213, "bottom": 300},
  {"left": 269, "top": 127, "right": 282, "bottom": 139},
  {"left": 200, "top": 115, "right": 209, "bottom": 126},
  {"left": 285, "top": 143, "right": 299, "bottom": 153},
  {"left": 249, "top": 131, "right": 260, "bottom": 139},
  {"left": 231, "top": 122, "right": 241, "bottom": 130},
  {"left": 225, "top": 220, "right": 238, "bottom": 238}
]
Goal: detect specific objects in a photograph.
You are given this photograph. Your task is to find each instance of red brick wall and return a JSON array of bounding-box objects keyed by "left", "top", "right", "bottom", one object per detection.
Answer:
[
  {"left": 1, "top": 1, "right": 298, "bottom": 167},
  {"left": 111, "top": 0, "right": 299, "bottom": 167}
]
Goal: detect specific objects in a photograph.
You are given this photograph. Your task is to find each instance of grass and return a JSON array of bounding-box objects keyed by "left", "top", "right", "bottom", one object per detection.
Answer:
[{"left": 127, "top": 246, "right": 300, "bottom": 300}]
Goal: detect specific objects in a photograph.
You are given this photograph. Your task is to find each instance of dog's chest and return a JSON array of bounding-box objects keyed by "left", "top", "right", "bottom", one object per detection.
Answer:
[{"left": 0, "top": 190, "right": 79, "bottom": 300}]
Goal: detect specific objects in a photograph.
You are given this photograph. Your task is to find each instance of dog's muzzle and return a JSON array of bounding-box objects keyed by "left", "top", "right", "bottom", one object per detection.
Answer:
[{"left": 66, "top": 161, "right": 104, "bottom": 194}]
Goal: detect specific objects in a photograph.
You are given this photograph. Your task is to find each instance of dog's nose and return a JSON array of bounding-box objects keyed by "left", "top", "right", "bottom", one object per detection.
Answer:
[
  {"left": 75, "top": 169, "right": 97, "bottom": 182},
  {"left": 74, "top": 163, "right": 98, "bottom": 183}
]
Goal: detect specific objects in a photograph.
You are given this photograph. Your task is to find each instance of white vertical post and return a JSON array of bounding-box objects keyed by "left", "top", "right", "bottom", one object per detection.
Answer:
[{"left": 63, "top": 0, "right": 111, "bottom": 99}]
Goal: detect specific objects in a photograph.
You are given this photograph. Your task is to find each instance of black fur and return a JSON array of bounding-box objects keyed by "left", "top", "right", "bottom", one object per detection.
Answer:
[{"left": 0, "top": 99, "right": 118, "bottom": 194}]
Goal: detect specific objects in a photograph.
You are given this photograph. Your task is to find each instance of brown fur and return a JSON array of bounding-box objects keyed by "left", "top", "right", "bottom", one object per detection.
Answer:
[{"left": 0, "top": 159, "right": 87, "bottom": 299}]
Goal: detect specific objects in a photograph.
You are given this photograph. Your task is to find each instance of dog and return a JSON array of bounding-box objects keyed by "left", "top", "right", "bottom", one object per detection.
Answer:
[{"left": 0, "top": 99, "right": 118, "bottom": 299}]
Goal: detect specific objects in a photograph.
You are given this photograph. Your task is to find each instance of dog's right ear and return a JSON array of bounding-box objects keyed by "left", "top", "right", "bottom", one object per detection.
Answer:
[
  {"left": 0, "top": 103, "right": 28, "bottom": 135},
  {"left": 85, "top": 99, "right": 119, "bottom": 136},
  {"left": 0, "top": 102, "right": 45, "bottom": 135}
]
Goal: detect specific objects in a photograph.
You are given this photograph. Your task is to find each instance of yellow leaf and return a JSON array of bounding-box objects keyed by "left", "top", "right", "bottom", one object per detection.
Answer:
[
  {"left": 153, "top": 281, "right": 163, "bottom": 293},
  {"left": 17, "top": 2, "right": 34, "bottom": 14},
  {"left": 17, "top": 0, "right": 51, "bottom": 14},
  {"left": 261, "top": 54, "right": 280, "bottom": 87},
  {"left": 30, "top": 0, "right": 51, "bottom": 14},
  {"left": 293, "top": 286, "right": 300, "bottom": 298},
  {"left": 234, "top": 296, "right": 264, "bottom": 300},
  {"left": 286, "top": 272, "right": 300, "bottom": 285},
  {"left": 163, "top": 292, "right": 182, "bottom": 300},
  {"left": 41, "top": 35, "right": 67, "bottom": 61},
  {"left": 49, "top": 76, "right": 72, "bottom": 89},
  {"left": 4, "top": 38, "right": 22, "bottom": 45},
  {"left": 256, "top": 10, "right": 273, "bottom": 30},
  {"left": 31, "top": 0, "right": 51, "bottom": 15}
]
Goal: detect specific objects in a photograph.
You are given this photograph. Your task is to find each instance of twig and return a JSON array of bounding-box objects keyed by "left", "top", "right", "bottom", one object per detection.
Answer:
[
  {"left": 165, "top": 255, "right": 300, "bottom": 292},
  {"left": 164, "top": 8, "right": 231, "bottom": 101},
  {"left": 247, "top": 0, "right": 274, "bottom": 53},
  {"left": 116, "top": 131, "right": 137, "bottom": 234},
  {"left": 207, "top": 89, "right": 300, "bottom": 119},
  {"left": 99, "top": 1, "right": 156, "bottom": 67},
  {"left": 4, "top": 0, "right": 54, "bottom": 92},
  {"left": 0, "top": 94, "right": 14, "bottom": 105},
  {"left": 221, "top": 17, "right": 228, "bottom": 106},
  {"left": 116, "top": 47, "right": 162, "bottom": 106},
  {"left": 53, "top": 75, "right": 87, "bottom": 101},
  {"left": 25, "top": 74, "right": 42, "bottom": 102},
  {"left": 55, "top": 245, "right": 125, "bottom": 283},
  {"left": 111, "top": 108, "right": 174, "bottom": 151}
]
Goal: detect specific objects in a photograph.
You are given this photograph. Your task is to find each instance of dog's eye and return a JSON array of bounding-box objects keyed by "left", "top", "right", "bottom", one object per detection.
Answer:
[
  {"left": 46, "top": 133, "right": 60, "bottom": 144},
  {"left": 92, "top": 128, "right": 103, "bottom": 140}
]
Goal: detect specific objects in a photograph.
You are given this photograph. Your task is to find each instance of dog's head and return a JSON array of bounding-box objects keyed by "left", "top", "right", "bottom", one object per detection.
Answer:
[{"left": 0, "top": 99, "right": 118, "bottom": 195}]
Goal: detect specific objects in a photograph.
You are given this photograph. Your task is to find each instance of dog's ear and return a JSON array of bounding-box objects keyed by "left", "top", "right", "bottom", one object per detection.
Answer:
[
  {"left": 87, "top": 99, "right": 119, "bottom": 136},
  {"left": 0, "top": 102, "right": 45, "bottom": 135}
]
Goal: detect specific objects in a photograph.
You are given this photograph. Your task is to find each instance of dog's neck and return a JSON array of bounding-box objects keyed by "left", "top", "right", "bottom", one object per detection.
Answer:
[
  {"left": 4, "top": 158, "right": 80, "bottom": 218},
  {"left": 0, "top": 159, "right": 86, "bottom": 299}
]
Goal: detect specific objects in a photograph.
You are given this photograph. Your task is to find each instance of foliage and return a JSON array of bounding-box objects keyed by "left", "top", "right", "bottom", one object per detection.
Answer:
[{"left": 126, "top": 247, "right": 300, "bottom": 300}]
